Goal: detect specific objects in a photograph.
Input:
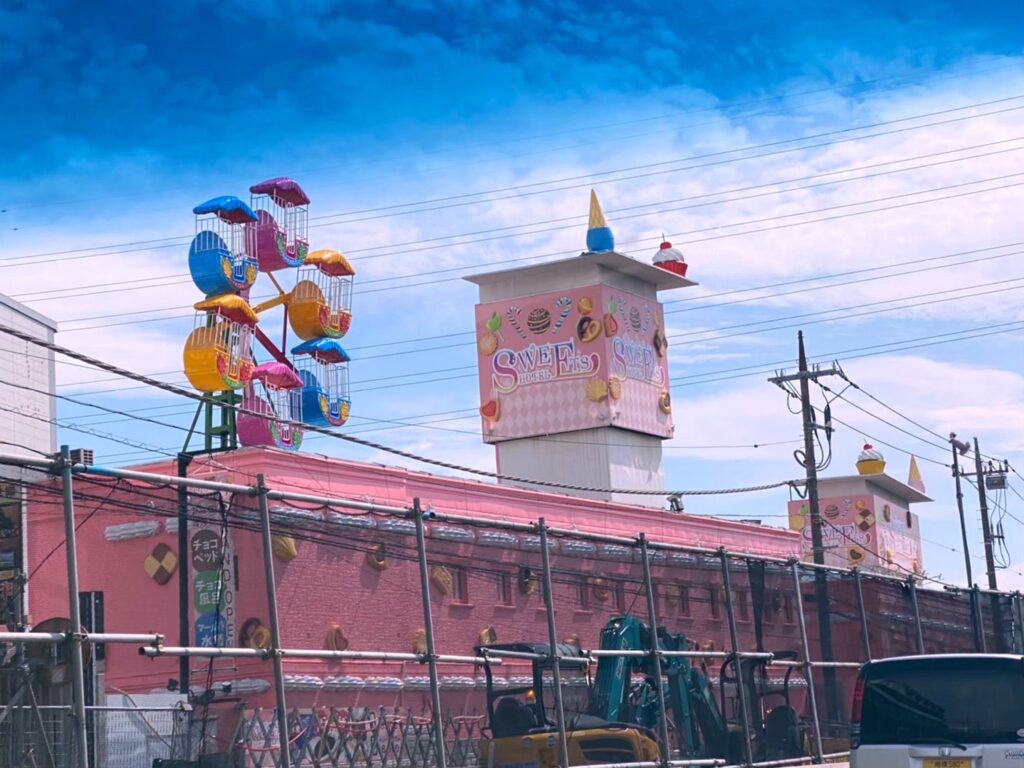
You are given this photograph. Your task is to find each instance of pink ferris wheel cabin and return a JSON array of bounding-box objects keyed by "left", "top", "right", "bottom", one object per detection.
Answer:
[{"left": 249, "top": 177, "right": 311, "bottom": 272}]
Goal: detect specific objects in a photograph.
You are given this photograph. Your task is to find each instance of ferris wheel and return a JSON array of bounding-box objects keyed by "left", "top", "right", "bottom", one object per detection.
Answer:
[{"left": 182, "top": 178, "right": 355, "bottom": 452}]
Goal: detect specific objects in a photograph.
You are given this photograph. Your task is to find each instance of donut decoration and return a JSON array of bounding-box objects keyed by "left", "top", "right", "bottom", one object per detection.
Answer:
[
  {"left": 366, "top": 543, "right": 388, "bottom": 570},
  {"left": 658, "top": 391, "right": 672, "bottom": 415},
  {"left": 478, "top": 626, "right": 498, "bottom": 645},
  {"left": 591, "top": 578, "right": 611, "bottom": 603},
  {"left": 431, "top": 565, "right": 454, "bottom": 596},
  {"left": 325, "top": 623, "right": 349, "bottom": 652},
  {"left": 240, "top": 618, "right": 272, "bottom": 651}
]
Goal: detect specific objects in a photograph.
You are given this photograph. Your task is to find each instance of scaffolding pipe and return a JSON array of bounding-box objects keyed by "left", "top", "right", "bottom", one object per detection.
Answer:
[
  {"left": 0, "top": 632, "right": 164, "bottom": 644},
  {"left": 58, "top": 446, "right": 92, "bottom": 768},
  {"left": 852, "top": 568, "right": 872, "bottom": 659},
  {"left": 639, "top": 534, "right": 672, "bottom": 766},
  {"left": 539, "top": 518, "right": 571, "bottom": 768},
  {"left": 719, "top": 550, "right": 753, "bottom": 767},
  {"left": 139, "top": 646, "right": 499, "bottom": 664},
  {"left": 256, "top": 474, "right": 291, "bottom": 768},
  {"left": 790, "top": 561, "right": 823, "bottom": 763},
  {"left": 971, "top": 585, "right": 987, "bottom": 653},
  {"left": 413, "top": 499, "right": 448, "bottom": 768}
]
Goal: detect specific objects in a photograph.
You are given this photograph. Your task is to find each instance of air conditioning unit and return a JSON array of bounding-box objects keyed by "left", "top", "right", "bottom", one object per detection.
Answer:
[{"left": 69, "top": 448, "right": 94, "bottom": 467}]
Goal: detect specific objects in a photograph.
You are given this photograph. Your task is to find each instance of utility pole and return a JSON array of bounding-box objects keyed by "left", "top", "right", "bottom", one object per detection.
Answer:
[
  {"left": 973, "top": 437, "right": 998, "bottom": 591},
  {"left": 948, "top": 435, "right": 973, "bottom": 587},
  {"left": 769, "top": 331, "right": 841, "bottom": 723}
]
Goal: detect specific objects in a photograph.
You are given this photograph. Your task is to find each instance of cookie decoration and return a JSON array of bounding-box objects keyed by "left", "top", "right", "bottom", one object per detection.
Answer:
[
  {"left": 847, "top": 546, "right": 866, "bottom": 565},
  {"left": 478, "top": 626, "right": 498, "bottom": 645},
  {"left": 653, "top": 326, "right": 667, "bottom": 357},
  {"left": 856, "top": 508, "right": 875, "bottom": 531},
  {"left": 578, "top": 296, "right": 594, "bottom": 315},
  {"left": 325, "top": 623, "right": 349, "bottom": 651},
  {"left": 144, "top": 543, "right": 178, "bottom": 586},
  {"left": 272, "top": 534, "right": 298, "bottom": 562}
]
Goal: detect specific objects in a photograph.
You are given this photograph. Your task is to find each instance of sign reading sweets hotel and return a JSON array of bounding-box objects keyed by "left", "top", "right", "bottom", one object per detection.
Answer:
[{"left": 475, "top": 284, "right": 673, "bottom": 442}]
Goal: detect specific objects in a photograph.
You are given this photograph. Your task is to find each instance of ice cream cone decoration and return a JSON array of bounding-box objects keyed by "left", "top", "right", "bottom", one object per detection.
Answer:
[
  {"left": 585, "top": 190, "right": 615, "bottom": 253},
  {"left": 856, "top": 443, "right": 886, "bottom": 475},
  {"left": 908, "top": 455, "right": 926, "bottom": 492},
  {"left": 652, "top": 238, "right": 688, "bottom": 277}
]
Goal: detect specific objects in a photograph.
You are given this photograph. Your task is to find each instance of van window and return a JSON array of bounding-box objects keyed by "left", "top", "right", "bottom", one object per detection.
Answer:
[{"left": 860, "top": 657, "right": 1024, "bottom": 745}]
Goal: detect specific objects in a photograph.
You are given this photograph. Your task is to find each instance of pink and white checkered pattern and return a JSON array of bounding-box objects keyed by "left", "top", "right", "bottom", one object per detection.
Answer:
[{"left": 482, "top": 378, "right": 606, "bottom": 443}]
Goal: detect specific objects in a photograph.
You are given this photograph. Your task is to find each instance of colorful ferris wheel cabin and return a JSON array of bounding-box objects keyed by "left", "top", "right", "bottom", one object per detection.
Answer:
[
  {"left": 291, "top": 338, "right": 351, "bottom": 427},
  {"left": 289, "top": 249, "right": 356, "bottom": 340},
  {"left": 238, "top": 362, "right": 304, "bottom": 451},
  {"left": 188, "top": 196, "right": 259, "bottom": 297},
  {"left": 183, "top": 294, "right": 258, "bottom": 392},
  {"left": 249, "top": 177, "right": 310, "bottom": 272}
]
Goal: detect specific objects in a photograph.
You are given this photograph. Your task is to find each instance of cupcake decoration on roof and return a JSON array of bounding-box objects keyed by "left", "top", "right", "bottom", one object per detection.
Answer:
[
  {"left": 585, "top": 190, "right": 615, "bottom": 253},
  {"left": 652, "top": 238, "right": 687, "bottom": 277},
  {"left": 856, "top": 443, "right": 886, "bottom": 475}
]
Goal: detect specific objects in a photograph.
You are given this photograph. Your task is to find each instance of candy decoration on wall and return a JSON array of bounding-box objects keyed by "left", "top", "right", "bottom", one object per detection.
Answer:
[
  {"left": 551, "top": 296, "right": 573, "bottom": 333},
  {"left": 506, "top": 306, "right": 526, "bottom": 339},
  {"left": 585, "top": 190, "right": 615, "bottom": 253}
]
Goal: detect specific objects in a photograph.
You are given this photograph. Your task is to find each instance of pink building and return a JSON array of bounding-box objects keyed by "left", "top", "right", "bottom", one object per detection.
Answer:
[{"left": 26, "top": 446, "right": 802, "bottom": 711}]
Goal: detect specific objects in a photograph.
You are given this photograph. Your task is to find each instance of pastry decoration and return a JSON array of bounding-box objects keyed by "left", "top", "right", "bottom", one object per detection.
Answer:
[
  {"left": 652, "top": 326, "right": 667, "bottom": 358},
  {"left": 325, "top": 623, "right": 349, "bottom": 651},
  {"left": 576, "top": 315, "right": 601, "bottom": 343},
  {"left": 478, "top": 626, "right": 498, "bottom": 645},
  {"left": 478, "top": 332, "right": 499, "bottom": 356},
  {"left": 847, "top": 546, "right": 866, "bottom": 565},
  {"left": 527, "top": 307, "right": 551, "bottom": 334},
  {"left": 652, "top": 239, "right": 688, "bottom": 276},
  {"left": 413, "top": 628, "right": 428, "bottom": 655},
  {"left": 823, "top": 504, "right": 840, "bottom": 519},
  {"left": 608, "top": 378, "right": 622, "bottom": 401},
  {"left": 586, "top": 378, "right": 609, "bottom": 403},
  {"left": 431, "top": 565, "right": 454, "bottom": 596},
  {"left": 603, "top": 299, "right": 619, "bottom": 337},
  {"left": 856, "top": 443, "right": 886, "bottom": 475},
  {"left": 578, "top": 296, "right": 593, "bottom": 315},
  {"left": 272, "top": 534, "right": 298, "bottom": 562},
  {"left": 552, "top": 296, "right": 572, "bottom": 332},
  {"left": 658, "top": 391, "right": 672, "bottom": 415},
  {"left": 366, "top": 543, "right": 388, "bottom": 570},
  {"left": 518, "top": 566, "right": 537, "bottom": 595},
  {"left": 144, "top": 543, "right": 178, "bottom": 586},
  {"left": 480, "top": 398, "right": 500, "bottom": 423}
]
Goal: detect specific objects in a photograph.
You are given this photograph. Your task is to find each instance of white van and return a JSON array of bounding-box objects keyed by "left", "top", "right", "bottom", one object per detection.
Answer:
[{"left": 851, "top": 654, "right": 1024, "bottom": 768}]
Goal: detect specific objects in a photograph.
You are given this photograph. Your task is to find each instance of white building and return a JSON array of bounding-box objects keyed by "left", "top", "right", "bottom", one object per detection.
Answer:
[{"left": 0, "top": 293, "right": 57, "bottom": 627}]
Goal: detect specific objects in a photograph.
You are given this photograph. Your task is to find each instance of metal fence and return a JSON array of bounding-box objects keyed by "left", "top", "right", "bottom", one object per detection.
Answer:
[{"left": 1, "top": 450, "right": 1022, "bottom": 768}]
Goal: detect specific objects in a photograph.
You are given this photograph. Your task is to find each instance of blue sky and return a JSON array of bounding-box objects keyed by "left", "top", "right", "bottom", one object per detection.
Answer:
[{"left": 2, "top": 1, "right": 1023, "bottom": 590}]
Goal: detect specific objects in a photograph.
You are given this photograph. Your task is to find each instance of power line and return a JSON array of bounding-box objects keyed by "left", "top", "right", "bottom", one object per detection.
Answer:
[{"left": 5, "top": 93, "right": 1023, "bottom": 271}]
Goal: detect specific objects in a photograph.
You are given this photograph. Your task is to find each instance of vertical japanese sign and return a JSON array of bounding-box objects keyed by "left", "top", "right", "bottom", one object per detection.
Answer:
[{"left": 189, "top": 495, "right": 236, "bottom": 650}]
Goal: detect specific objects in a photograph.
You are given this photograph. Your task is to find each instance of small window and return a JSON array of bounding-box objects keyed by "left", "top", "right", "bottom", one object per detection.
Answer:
[
  {"left": 679, "top": 585, "right": 691, "bottom": 617},
  {"left": 709, "top": 587, "right": 720, "bottom": 619},
  {"left": 496, "top": 574, "right": 513, "bottom": 607},
  {"left": 451, "top": 567, "right": 469, "bottom": 603},
  {"left": 576, "top": 578, "right": 590, "bottom": 610},
  {"left": 613, "top": 581, "right": 626, "bottom": 612},
  {"left": 736, "top": 590, "right": 750, "bottom": 622},
  {"left": 906, "top": 511, "right": 913, "bottom": 528},
  {"left": 783, "top": 593, "right": 795, "bottom": 624}
]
